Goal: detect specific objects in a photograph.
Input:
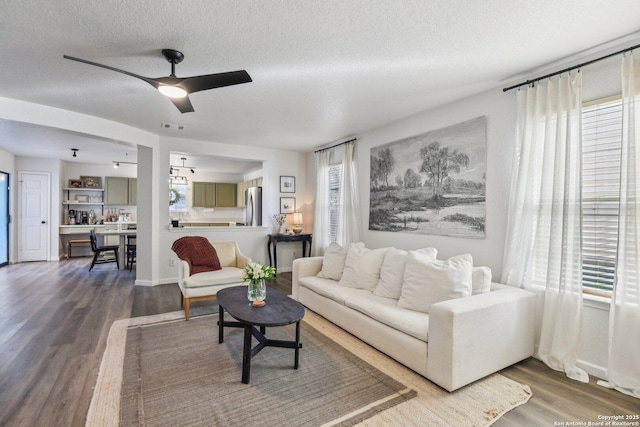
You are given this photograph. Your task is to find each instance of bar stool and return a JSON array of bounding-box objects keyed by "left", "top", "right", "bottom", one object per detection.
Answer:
[{"left": 126, "top": 235, "right": 136, "bottom": 271}]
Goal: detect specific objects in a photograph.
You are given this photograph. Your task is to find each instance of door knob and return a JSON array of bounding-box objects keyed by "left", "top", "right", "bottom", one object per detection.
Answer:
[{"left": 41, "top": 220, "right": 46, "bottom": 224}]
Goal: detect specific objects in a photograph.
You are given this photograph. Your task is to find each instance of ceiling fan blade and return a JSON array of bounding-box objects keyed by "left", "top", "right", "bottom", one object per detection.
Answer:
[
  {"left": 169, "top": 96, "right": 194, "bottom": 113},
  {"left": 155, "top": 70, "right": 252, "bottom": 94},
  {"left": 63, "top": 55, "right": 159, "bottom": 89}
]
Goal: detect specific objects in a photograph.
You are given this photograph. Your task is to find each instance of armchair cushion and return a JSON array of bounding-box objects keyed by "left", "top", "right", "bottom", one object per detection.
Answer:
[
  {"left": 172, "top": 236, "right": 221, "bottom": 274},
  {"left": 183, "top": 266, "right": 245, "bottom": 288}
]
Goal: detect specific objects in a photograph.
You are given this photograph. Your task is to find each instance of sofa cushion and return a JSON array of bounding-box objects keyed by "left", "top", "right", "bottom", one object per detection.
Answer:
[
  {"left": 398, "top": 253, "right": 473, "bottom": 313},
  {"left": 346, "top": 293, "right": 430, "bottom": 342},
  {"left": 317, "top": 242, "right": 354, "bottom": 281},
  {"left": 339, "top": 244, "right": 387, "bottom": 291},
  {"left": 374, "top": 247, "right": 438, "bottom": 300},
  {"left": 183, "top": 267, "right": 244, "bottom": 288},
  {"left": 472, "top": 266, "right": 492, "bottom": 295},
  {"left": 298, "top": 275, "right": 371, "bottom": 305}
]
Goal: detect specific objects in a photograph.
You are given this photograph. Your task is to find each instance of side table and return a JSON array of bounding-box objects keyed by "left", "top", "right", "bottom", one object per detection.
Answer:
[{"left": 267, "top": 233, "right": 312, "bottom": 272}]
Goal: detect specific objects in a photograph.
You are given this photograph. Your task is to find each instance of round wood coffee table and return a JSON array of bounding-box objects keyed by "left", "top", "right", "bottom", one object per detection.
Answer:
[{"left": 217, "top": 286, "right": 305, "bottom": 384}]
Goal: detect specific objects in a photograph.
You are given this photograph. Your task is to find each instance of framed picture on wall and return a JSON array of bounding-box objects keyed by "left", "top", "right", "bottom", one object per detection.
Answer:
[
  {"left": 280, "top": 197, "right": 295, "bottom": 214},
  {"left": 68, "top": 179, "right": 82, "bottom": 188},
  {"left": 280, "top": 176, "right": 295, "bottom": 193},
  {"left": 81, "top": 176, "right": 102, "bottom": 189}
]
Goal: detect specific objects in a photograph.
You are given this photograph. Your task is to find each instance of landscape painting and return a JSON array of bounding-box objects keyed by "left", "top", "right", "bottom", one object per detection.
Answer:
[{"left": 369, "top": 116, "right": 486, "bottom": 238}]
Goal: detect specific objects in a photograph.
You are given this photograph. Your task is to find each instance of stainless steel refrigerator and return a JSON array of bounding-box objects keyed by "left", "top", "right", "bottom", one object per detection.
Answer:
[{"left": 245, "top": 186, "right": 262, "bottom": 226}]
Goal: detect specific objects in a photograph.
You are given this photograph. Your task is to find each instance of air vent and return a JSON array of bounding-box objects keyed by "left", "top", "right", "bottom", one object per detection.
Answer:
[{"left": 161, "top": 122, "right": 186, "bottom": 131}]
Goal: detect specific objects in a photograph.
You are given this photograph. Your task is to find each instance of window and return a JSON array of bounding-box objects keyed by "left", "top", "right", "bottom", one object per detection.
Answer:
[
  {"left": 581, "top": 97, "right": 623, "bottom": 295},
  {"left": 328, "top": 164, "right": 343, "bottom": 243}
]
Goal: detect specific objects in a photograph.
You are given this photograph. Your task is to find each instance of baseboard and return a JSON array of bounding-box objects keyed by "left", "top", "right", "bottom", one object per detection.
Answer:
[
  {"left": 577, "top": 359, "right": 607, "bottom": 381},
  {"left": 135, "top": 277, "right": 178, "bottom": 287},
  {"left": 278, "top": 267, "right": 292, "bottom": 273},
  {"left": 134, "top": 279, "right": 155, "bottom": 287}
]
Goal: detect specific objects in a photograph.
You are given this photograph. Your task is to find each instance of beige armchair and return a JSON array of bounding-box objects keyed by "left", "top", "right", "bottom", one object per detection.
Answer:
[{"left": 176, "top": 240, "right": 251, "bottom": 320}]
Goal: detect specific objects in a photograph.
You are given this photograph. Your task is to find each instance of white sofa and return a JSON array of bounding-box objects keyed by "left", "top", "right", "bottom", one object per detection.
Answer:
[
  {"left": 292, "top": 245, "right": 536, "bottom": 392},
  {"left": 176, "top": 241, "right": 251, "bottom": 320}
]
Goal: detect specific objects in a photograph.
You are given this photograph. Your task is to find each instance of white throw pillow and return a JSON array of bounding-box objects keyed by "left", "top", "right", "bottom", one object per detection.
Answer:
[
  {"left": 317, "top": 242, "right": 350, "bottom": 281},
  {"left": 397, "top": 252, "right": 473, "bottom": 313},
  {"left": 339, "top": 244, "right": 387, "bottom": 291},
  {"left": 374, "top": 247, "right": 438, "bottom": 300},
  {"left": 472, "top": 266, "right": 492, "bottom": 295}
]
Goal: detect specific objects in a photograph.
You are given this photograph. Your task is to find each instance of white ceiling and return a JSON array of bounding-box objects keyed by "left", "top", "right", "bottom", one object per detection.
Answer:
[{"left": 1, "top": 0, "right": 640, "bottom": 164}]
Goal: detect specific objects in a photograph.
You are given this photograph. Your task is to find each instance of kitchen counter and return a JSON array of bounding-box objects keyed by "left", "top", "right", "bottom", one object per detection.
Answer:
[
  {"left": 169, "top": 225, "right": 267, "bottom": 232},
  {"left": 59, "top": 223, "right": 137, "bottom": 234}
]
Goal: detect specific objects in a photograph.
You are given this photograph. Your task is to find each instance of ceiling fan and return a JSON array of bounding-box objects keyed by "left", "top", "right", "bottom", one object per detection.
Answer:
[{"left": 63, "top": 49, "right": 252, "bottom": 113}]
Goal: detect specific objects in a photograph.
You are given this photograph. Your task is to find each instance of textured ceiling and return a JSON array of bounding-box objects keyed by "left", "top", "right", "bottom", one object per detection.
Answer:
[{"left": 1, "top": 0, "right": 640, "bottom": 163}]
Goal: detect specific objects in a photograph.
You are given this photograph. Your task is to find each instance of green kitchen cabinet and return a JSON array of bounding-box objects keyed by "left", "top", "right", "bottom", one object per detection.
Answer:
[
  {"left": 106, "top": 177, "right": 136, "bottom": 205},
  {"left": 236, "top": 181, "right": 247, "bottom": 207},
  {"left": 193, "top": 182, "right": 237, "bottom": 207},
  {"left": 128, "top": 178, "right": 137, "bottom": 205},
  {"left": 192, "top": 182, "right": 216, "bottom": 207},
  {"left": 215, "top": 183, "right": 237, "bottom": 207}
]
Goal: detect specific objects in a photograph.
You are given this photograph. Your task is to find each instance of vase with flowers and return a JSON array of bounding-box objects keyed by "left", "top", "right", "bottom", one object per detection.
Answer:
[
  {"left": 272, "top": 213, "right": 287, "bottom": 234},
  {"left": 242, "top": 262, "right": 276, "bottom": 304}
]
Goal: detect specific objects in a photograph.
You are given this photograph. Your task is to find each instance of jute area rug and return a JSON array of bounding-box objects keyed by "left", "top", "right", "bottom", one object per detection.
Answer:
[{"left": 87, "top": 310, "right": 532, "bottom": 426}]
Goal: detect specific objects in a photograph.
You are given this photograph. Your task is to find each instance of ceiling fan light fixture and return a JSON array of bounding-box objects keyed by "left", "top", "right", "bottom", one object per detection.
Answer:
[{"left": 158, "top": 85, "right": 187, "bottom": 99}]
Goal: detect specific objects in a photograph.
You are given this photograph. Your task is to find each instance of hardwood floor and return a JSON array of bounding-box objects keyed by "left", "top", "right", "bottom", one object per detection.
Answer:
[{"left": 0, "top": 259, "right": 637, "bottom": 426}]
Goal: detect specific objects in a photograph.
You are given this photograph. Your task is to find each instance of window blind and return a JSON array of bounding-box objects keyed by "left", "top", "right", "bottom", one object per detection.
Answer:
[
  {"left": 581, "top": 98, "right": 622, "bottom": 294},
  {"left": 328, "top": 164, "right": 343, "bottom": 243}
]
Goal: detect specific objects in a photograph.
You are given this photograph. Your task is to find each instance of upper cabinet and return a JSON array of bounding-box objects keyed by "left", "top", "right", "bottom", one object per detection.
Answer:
[
  {"left": 105, "top": 176, "right": 137, "bottom": 205},
  {"left": 192, "top": 182, "right": 238, "bottom": 207},
  {"left": 215, "top": 183, "right": 236, "bottom": 207},
  {"left": 236, "top": 181, "right": 247, "bottom": 207},
  {"left": 193, "top": 182, "right": 216, "bottom": 208}
]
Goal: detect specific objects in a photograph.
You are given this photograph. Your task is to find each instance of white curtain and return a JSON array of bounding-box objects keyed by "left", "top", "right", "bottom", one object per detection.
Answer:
[
  {"left": 312, "top": 141, "right": 361, "bottom": 255},
  {"left": 312, "top": 149, "right": 331, "bottom": 255},
  {"left": 502, "top": 73, "right": 589, "bottom": 383},
  {"left": 597, "top": 52, "right": 640, "bottom": 398},
  {"left": 336, "top": 141, "right": 362, "bottom": 246}
]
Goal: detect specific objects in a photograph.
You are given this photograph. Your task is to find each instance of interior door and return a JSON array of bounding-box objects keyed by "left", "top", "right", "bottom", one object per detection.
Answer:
[
  {"left": 19, "top": 172, "right": 49, "bottom": 262},
  {"left": 0, "top": 171, "right": 9, "bottom": 267}
]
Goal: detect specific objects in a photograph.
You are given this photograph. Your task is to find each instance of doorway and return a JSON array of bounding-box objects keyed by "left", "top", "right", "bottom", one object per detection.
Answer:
[
  {"left": 0, "top": 171, "right": 8, "bottom": 267},
  {"left": 18, "top": 172, "right": 50, "bottom": 262}
]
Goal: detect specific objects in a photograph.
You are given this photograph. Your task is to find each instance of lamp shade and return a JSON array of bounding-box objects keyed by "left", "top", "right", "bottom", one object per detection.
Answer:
[{"left": 292, "top": 212, "right": 303, "bottom": 225}]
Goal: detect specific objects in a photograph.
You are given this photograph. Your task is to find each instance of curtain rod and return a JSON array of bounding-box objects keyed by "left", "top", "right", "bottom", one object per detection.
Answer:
[
  {"left": 503, "top": 42, "right": 640, "bottom": 92},
  {"left": 314, "top": 138, "right": 357, "bottom": 153}
]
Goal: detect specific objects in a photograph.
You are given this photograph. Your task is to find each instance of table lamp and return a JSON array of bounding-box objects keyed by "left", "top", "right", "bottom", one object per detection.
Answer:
[{"left": 292, "top": 212, "right": 303, "bottom": 234}]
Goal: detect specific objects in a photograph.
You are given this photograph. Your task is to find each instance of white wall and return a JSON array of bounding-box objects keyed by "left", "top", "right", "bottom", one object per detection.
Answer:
[{"left": 357, "top": 89, "right": 516, "bottom": 274}]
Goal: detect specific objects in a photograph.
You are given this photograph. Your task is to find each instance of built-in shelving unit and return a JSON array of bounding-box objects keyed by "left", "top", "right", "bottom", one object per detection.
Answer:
[{"left": 63, "top": 187, "right": 105, "bottom": 223}]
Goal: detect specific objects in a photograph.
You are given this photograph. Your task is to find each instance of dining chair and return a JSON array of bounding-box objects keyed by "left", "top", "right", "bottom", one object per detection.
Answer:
[{"left": 89, "top": 230, "right": 120, "bottom": 271}]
